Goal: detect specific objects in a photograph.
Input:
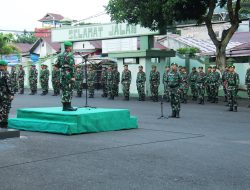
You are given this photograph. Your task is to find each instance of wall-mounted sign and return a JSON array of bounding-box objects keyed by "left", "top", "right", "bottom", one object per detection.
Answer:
[
  {"left": 52, "top": 23, "right": 159, "bottom": 42},
  {"left": 2, "top": 54, "right": 20, "bottom": 63}
]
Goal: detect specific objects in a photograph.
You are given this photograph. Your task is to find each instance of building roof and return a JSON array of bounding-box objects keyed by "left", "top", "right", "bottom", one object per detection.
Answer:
[
  {"left": 30, "top": 37, "right": 61, "bottom": 54},
  {"left": 14, "top": 43, "right": 33, "bottom": 54},
  {"left": 231, "top": 32, "right": 250, "bottom": 43},
  {"left": 39, "top": 13, "right": 64, "bottom": 22}
]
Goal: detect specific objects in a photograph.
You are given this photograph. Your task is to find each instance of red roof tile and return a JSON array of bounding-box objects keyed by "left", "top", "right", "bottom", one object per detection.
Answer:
[{"left": 39, "top": 13, "right": 64, "bottom": 22}]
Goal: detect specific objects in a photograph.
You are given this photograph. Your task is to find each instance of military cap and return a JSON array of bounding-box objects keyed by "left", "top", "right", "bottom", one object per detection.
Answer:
[
  {"left": 212, "top": 66, "right": 217, "bottom": 69},
  {"left": 198, "top": 66, "right": 203, "bottom": 69},
  {"left": 64, "top": 41, "right": 73, "bottom": 47},
  {"left": 0, "top": 60, "right": 7, "bottom": 66},
  {"left": 228, "top": 65, "right": 235, "bottom": 69},
  {"left": 227, "top": 58, "right": 236, "bottom": 64},
  {"left": 208, "top": 66, "right": 212, "bottom": 69},
  {"left": 171, "top": 63, "right": 178, "bottom": 67},
  {"left": 151, "top": 65, "right": 157, "bottom": 68},
  {"left": 124, "top": 64, "right": 128, "bottom": 67},
  {"left": 192, "top": 67, "right": 196, "bottom": 70},
  {"left": 182, "top": 66, "right": 187, "bottom": 69},
  {"left": 138, "top": 65, "right": 143, "bottom": 68}
]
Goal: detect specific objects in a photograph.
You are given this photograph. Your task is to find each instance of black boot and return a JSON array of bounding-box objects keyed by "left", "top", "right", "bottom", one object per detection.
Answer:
[
  {"left": 228, "top": 106, "right": 233, "bottom": 111},
  {"left": 29, "top": 91, "right": 35, "bottom": 95},
  {"left": 170, "top": 111, "right": 176, "bottom": 118},
  {"left": 211, "top": 98, "right": 215, "bottom": 103},
  {"left": 234, "top": 106, "right": 237, "bottom": 112},
  {"left": 176, "top": 112, "right": 180, "bottom": 118},
  {"left": 224, "top": 96, "right": 228, "bottom": 102},
  {"left": 0, "top": 122, "right": 8, "bottom": 128},
  {"left": 41, "top": 91, "right": 46, "bottom": 96},
  {"left": 52, "top": 91, "right": 57, "bottom": 96},
  {"left": 63, "top": 102, "right": 77, "bottom": 111},
  {"left": 198, "top": 98, "right": 202, "bottom": 104},
  {"left": 19, "top": 89, "right": 24, "bottom": 94}
]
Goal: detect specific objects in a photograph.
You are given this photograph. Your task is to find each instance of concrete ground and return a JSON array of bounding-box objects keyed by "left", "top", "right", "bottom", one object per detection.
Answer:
[{"left": 0, "top": 89, "right": 250, "bottom": 190}]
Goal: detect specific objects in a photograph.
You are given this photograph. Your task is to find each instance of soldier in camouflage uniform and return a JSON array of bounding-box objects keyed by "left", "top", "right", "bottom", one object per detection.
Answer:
[
  {"left": 0, "top": 60, "right": 14, "bottom": 128},
  {"left": 245, "top": 68, "right": 250, "bottom": 108},
  {"left": 179, "top": 67, "right": 189, "bottom": 103},
  {"left": 40, "top": 64, "right": 50, "bottom": 96},
  {"left": 51, "top": 64, "right": 61, "bottom": 96},
  {"left": 74, "top": 65, "right": 84, "bottom": 97},
  {"left": 113, "top": 66, "right": 120, "bottom": 96},
  {"left": 226, "top": 65, "right": 239, "bottom": 112},
  {"left": 167, "top": 63, "right": 181, "bottom": 118},
  {"left": 121, "top": 64, "right": 131, "bottom": 100},
  {"left": 55, "top": 41, "right": 77, "bottom": 111},
  {"left": 206, "top": 66, "right": 212, "bottom": 101},
  {"left": 189, "top": 67, "right": 198, "bottom": 101},
  {"left": 107, "top": 65, "right": 115, "bottom": 100},
  {"left": 196, "top": 67, "right": 207, "bottom": 104},
  {"left": 222, "top": 65, "right": 229, "bottom": 102},
  {"left": 162, "top": 66, "right": 170, "bottom": 102},
  {"left": 136, "top": 65, "right": 146, "bottom": 101},
  {"left": 101, "top": 67, "right": 108, "bottom": 97},
  {"left": 208, "top": 66, "right": 221, "bottom": 103},
  {"left": 29, "top": 64, "right": 38, "bottom": 95},
  {"left": 149, "top": 65, "right": 160, "bottom": 102},
  {"left": 87, "top": 65, "right": 96, "bottom": 98},
  {"left": 17, "top": 64, "right": 25, "bottom": 94},
  {"left": 10, "top": 66, "right": 18, "bottom": 93}
]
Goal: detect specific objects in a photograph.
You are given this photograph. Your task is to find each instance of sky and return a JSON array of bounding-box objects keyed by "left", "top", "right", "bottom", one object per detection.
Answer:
[{"left": 0, "top": 0, "right": 111, "bottom": 32}]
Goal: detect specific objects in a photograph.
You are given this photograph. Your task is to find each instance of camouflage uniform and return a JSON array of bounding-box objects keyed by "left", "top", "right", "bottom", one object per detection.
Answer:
[
  {"left": 206, "top": 67, "right": 212, "bottom": 101},
  {"left": 51, "top": 66, "right": 61, "bottom": 96},
  {"left": 196, "top": 68, "right": 207, "bottom": 104},
  {"left": 222, "top": 68, "right": 229, "bottom": 102},
  {"left": 17, "top": 66, "right": 25, "bottom": 94},
  {"left": 121, "top": 66, "right": 131, "bottom": 100},
  {"left": 87, "top": 67, "right": 96, "bottom": 98},
  {"left": 245, "top": 68, "right": 250, "bottom": 107},
  {"left": 74, "top": 68, "right": 84, "bottom": 97},
  {"left": 10, "top": 66, "right": 18, "bottom": 93},
  {"left": 0, "top": 60, "right": 14, "bottom": 128},
  {"left": 167, "top": 64, "right": 181, "bottom": 118},
  {"left": 55, "top": 41, "right": 77, "bottom": 111},
  {"left": 113, "top": 67, "right": 120, "bottom": 97},
  {"left": 101, "top": 68, "right": 108, "bottom": 97},
  {"left": 29, "top": 65, "right": 38, "bottom": 95},
  {"left": 149, "top": 66, "right": 160, "bottom": 102},
  {"left": 189, "top": 68, "right": 198, "bottom": 100},
  {"left": 226, "top": 66, "right": 239, "bottom": 111},
  {"left": 163, "top": 68, "right": 170, "bottom": 102},
  {"left": 208, "top": 67, "right": 221, "bottom": 103},
  {"left": 40, "top": 65, "right": 50, "bottom": 95},
  {"left": 107, "top": 66, "right": 115, "bottom": 100},
  {"left": 179, "top": 68, "right": 189, "bottom": 103},
  {"left": 136, "top": 66, "right": 146, "bottom": 101}
]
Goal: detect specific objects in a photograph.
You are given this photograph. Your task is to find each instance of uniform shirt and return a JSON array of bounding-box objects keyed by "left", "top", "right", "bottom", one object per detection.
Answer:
[
  {"left": 136, "top": 71, "right": 146, "bottom": 84},
  {"left": 121, "top": 70, "right": 131, "bottom": 83},
  {"left": 167, "top": 71, "right": 181, "bottom": 88},
  {"left": 149, "top": 70, "right": 160, "bottom": 85}
]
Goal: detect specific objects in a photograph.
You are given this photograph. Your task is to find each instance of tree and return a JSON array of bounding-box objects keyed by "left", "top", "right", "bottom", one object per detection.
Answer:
[
  {"left": 0, "top": 33, "right": 19, "bottom": 55},
  {"left": 106, "top": 0, "right": 242, "bottom": 69},
  {"left": 14, "top": 32, "right": 37, "bottom": 44}
]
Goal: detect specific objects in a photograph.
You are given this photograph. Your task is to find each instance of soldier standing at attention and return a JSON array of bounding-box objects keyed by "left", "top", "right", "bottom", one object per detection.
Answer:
[
  {"left": 74, "top": 65, "right": 84, "bottom": 97},
  {"left": 107, "top": 65, "right": 115, "bottom": 100},
  {"left": 163, "top": 66, "right": 170, "bottom": 102},
  {"left": 179, "top": 67, "right": 189, "bottom": 103},
  {"left": 208, "top": 66, "right": 221, "bottom": 103},
  {"left": 206, "top": 66, "right": 212, "bottom": 102},
  {"left": 189, "top": 67, "right": 198, "bottom": 101},
  {"left": 51, "top": 64, "right": 61, "bottom": 96},
  {"left": 87, "top": 65, "right": 96, "bottom": 98},
  {"left": 149, "top": 65, "right": 160, "bottom": 102},
  {"left": 55, "top": 41, "right": 77, "bottom": 111},
  {"left": 121, "top": 64, "right": 131, "bottom": 100},
  {"left": 222, "top": 65, "right": 229, "bottom": 102},
  {"left": 0, "top": 60, "right": 14, "bottom": 128},
  {"left": 101, "top": 67, "right": 108, "bottom": 97},
  {"left": 167, "top": 63, "right": 181, "bottom": 118},
  {"left": 29, "top": 64, "right": 38, "bottom": 95},
  {"left": 226, "top": 65, "right": 239, "bottom": 112},
  {"left": 113, "top": 65, "right": 120, "bottom": 97},
  {"left": 245, "top": 68, "right": 250, "bottom": 107},
  {"left": 136, "top": 65, "right": 146, "bottom": 101},
  {"left": 10, "top": 66, "right": 18, "bottom": 93},
  {"left": 17, "top": 64, "right": 25, "bottom": 94},
  {"left": 40, "top": 64, "right": 50, "bottom": 96},
  {"left": 196, "top": 67, "right": 207, "bottom": 104}
]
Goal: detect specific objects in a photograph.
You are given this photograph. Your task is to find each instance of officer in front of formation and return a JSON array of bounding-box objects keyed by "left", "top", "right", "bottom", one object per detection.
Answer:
[
  {"left": 40, "top": 64, "right": 50, "bottom": 96},
  {"left": 245, "top": 68, "right": 250, "bottom": 108},
  {"left": 55, "top": 41, "right": 77, "bottom": 111},
  {"left": 196, "top": 66, "right": 206, "bottom": 104},
  {"left": 166, "top": 63, "right": 181, "bottom": 118},
  {"left": 0, "top": 60, "right": 14, "bottom": 128},
  {"left": 121, "top": 64, "right": 131, "bottom": 100},
  {"left": 29, "top": 64, "right": 38, "bottom": 95},
  {"left": 226, "top": 65, "right": 239, "bottom": 112},
  {"left": 51, "top": 64, "right": 61, "bottom": 96},
  {"left": 17, "top": 64, "right": 25, "bottom": 94},
  {"left": 136, "top": 65, "right": 146, "bottom": 101},
  {"left": 149, "top": 65, "right": 160, "bottom": 102}
]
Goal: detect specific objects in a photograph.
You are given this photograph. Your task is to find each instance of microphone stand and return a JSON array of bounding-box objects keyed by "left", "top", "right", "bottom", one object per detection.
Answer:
[{"left": 158, "top": 94, "right": 168, "bottom": 119}]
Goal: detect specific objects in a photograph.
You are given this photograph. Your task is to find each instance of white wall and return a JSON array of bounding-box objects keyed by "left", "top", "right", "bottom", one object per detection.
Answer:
[{"left": 102, "top": 38, "right": 137, "bottom": 53}]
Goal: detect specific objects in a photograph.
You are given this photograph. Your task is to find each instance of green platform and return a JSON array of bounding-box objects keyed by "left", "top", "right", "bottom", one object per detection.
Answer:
[{"left": 9, "top": 107, "right": 138, "bottom": 135}]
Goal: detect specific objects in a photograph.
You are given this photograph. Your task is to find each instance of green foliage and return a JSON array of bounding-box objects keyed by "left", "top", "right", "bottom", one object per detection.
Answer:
[
  {"left": 239, "top": 0, "right": 250, "bottom": 18},
  {"left": 0, "top": 33, "right": 19, "bottom": 55},
  {"left": 14, "top": 33, "right": 37, "bottom": 44},
  {"left": 177, "top": 47, "right": 200, "bottom": 55}
]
